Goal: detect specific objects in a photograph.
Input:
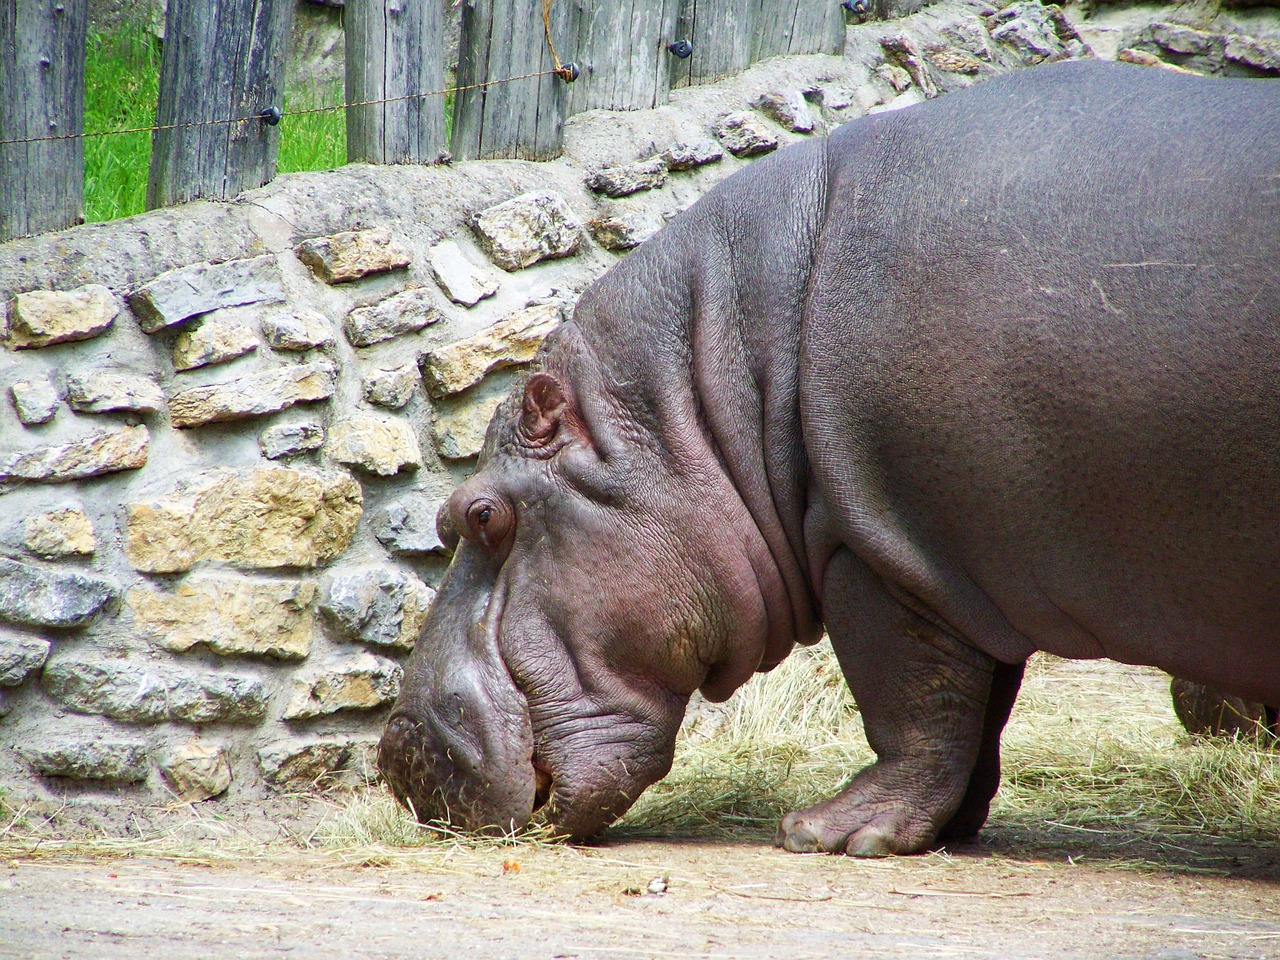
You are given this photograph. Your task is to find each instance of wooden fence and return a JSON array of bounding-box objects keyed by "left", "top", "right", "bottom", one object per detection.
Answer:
[{"left": 0, "top": 0, "right": 846, "bottom": 242}]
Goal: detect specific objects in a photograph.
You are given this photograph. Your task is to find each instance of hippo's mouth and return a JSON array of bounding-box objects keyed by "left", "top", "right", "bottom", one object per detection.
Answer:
[{"left": 532, "top": 755, "right": 554, "bottom": 813}]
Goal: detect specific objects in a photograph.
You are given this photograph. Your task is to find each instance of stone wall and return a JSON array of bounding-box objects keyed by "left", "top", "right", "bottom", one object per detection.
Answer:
[{"left": 1, "top": 0, "right": 1277, "bottom": 828}]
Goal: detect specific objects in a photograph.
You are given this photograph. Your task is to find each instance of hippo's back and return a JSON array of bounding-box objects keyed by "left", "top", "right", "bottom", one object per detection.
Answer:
[{"left": 800, "top": 62, "right": 1280, "bottom": 701}]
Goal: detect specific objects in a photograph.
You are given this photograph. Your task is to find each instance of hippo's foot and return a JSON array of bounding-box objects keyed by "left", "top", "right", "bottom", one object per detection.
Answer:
[
  {"left": 1170, "top": 678, "right": 1278, "bottom": 741},
  {"left": 775, "top": 761, "right": 958, "bottom": 857}
]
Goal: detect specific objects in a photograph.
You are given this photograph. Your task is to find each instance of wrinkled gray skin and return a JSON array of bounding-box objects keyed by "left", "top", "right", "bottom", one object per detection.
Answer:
[{"left": 380, "top": 61, "right": 1280, "bottom": 854}]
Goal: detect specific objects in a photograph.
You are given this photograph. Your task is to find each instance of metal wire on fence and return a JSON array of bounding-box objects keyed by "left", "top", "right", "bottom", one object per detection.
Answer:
[{"left": 0, "top": 68, "right": 574, "bottom": 148}]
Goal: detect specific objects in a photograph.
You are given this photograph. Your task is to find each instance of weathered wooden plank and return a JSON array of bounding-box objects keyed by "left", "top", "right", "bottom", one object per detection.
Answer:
[
  {"left": 146, "top": 0, "right": 294, "bottom": 209},
  {"left": 669, "top": 0, "right": 753, "bottom": 88},
  {"left": 567, "top": 0, "right": 682, "bottom": 114},
  {"left": 752, "top": 0, "right": 845, "bottom": 60},
  {"left": 451, "top": 0, "right": 575, "bottom": 161},
  {"left": 345, "top": 0, "right": 447, "bottom": 164},
  {"left": 0, "top": 0, "right": 87, "bottom": 241}
]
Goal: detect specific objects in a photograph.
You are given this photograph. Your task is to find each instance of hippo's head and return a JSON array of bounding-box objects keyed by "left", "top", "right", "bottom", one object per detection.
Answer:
[{"left": 377, "top": 317, "right": 794, "bottom": 839}]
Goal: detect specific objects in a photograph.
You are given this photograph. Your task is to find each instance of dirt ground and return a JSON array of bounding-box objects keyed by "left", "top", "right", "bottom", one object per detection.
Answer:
[
  {"left": 4, "top": 658, "right": 1280, "bottom": 960},
  {"left": 2, "top": 829, "right": 1279, "bottom": 960}
]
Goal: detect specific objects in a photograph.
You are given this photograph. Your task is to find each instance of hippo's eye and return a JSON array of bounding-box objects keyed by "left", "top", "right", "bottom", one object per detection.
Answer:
[
  {"left": 464, "top": 498, "right": 511, "bottom": 552},
  {"left": 468, "top": 500, "right": 495, "bottom": 529}
]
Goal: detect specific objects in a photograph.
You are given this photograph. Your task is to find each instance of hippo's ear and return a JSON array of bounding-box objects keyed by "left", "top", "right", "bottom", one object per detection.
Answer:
[{"left": 520, "top": 373, "right": 570, "bottom": 446}]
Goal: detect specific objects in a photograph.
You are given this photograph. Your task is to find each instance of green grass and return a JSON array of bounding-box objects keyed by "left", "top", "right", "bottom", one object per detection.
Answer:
[
  {"left": 83, "top": 24, "right": 160, "bottom": 222},
  {"left": 278, "top": 85, "right": 348, "bottom": 178},
  {"left": 81, "top": 21, "right": 391, "bottom": 224}
]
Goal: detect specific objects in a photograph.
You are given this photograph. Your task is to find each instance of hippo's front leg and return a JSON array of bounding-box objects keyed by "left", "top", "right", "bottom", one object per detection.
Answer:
[{"left": 777, "top": 548, "right": 1007, "bottom": 856}]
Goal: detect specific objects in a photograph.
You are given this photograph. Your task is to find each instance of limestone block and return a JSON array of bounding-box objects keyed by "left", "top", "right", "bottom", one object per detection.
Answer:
[
  {"left": 10, "top": 377, "right": 60, "bottom": 425},
  {"left": 362, "top": 363, "right": 418, "bottom": 409},
  {"left": 810, "top": 83, "right": 855, "bottom": 114},
  {"left": 661, "top": 139, "right": 724, "bottom": 172},
  {"left": 283, "top": 652, "right": 402, "bottom": 719},
  {"left": 433, "top": 393, "right": 503, "bottom": 460},
  {"left": 125, "top": 501, "right": 198, "bottom": 573},
  {"left": 259, "top": 421, "right": 325, "bottom": 459},
  {"left": 929, "top": 47, "right": 985, "bottom": 74},
  {"left": 0, "top": 634, "right": 51, "bottom": 685},
  {"left": 587, "top": 204, "right": 663, "bottom": 252},
  {"left": 125, "top": 467, "right": 362, "bottom": 573},
  {"left": 876, "top": 63, "right": 912, "bottom": 93},
  {"left": 66, "top": 370, "right": 166, "bottom": 414},
  {"left": 4, "top": 284, "right": 118, "bottom": 349},
  {"left": 0, "top": 424, "right": 149, "bottom": 483},
  {"left": 342, "top": 288, "right": 441, "bottom": 348},
  {"left": 1225, "top": 35, "right": 1280, "bottom": 72},
  {"left": 19, "top": 738, "right": 149, "bottom": 782},
  {"left": 0, "top": 688, "right": 12, "bottom": 718},
  {"left": 129, "top": 577, "right": 316, "bottom": 660},
  {"left": 989, "top": 2, "right": 1061, "bottom": 61},
  {"left": 321, "top": 566, "right": 435, "bottom": 651},
  {"left": 258, "top": 739, "right": 350, "bottom": 786},
  {"left": 1117, "top": 48, "right": 1196, "bottom": 72},
  {"left": 128, "top": 256, "right": 285, "bottom": 333},
  {"left": 161, "top": 740, "right": 232, "bottom": 801},
  {"left": 167, "top": 672, "right": 270, "bottom": 723},
  {"left": 428, "top": 239, "right": 501, "bottom": 307},
  {"left": 751, "top": 92, "right": 816, "bottom": 133},
  {"left": 420, "top": 303, "right": 562, "bottom": 399},
  {"left": 374, "top": 497, "right": 450, "bottom": 556},
  {"left": 0, "top": 558, "right": 115, "bottom": 628},
  {"left": 42, "top": 658, "right": 269, "bottom": 723},
  {"left": 24, "top": 507, "right": 96, "bottom": 557},
  {"left": 261, "top": 309, "right": 336, "bottom": 351},
  {"left": 585, "top": 157, "right": 669, "bottom": 198},
  {"left": 881, "top": 34, "right": 940, "bottom": 99},
  {"left": 295, "top": 226, "right": 412, "bottom": 284},
  {"left": 41, "top": 658, "right": 167, "bottom": 721},
  {"left": 327, "top": 414, "right": 422, "bottom": 476},
  {"left": 168, "top": 362, "right": 335, "bottom": 428},
  {"left": 172, "top": 317, "right": 260, "bottom": 371},
  {"left": 472, "top": 192, "right": 585, "bottom": 271},
  {"left": 715, "top": 112, "right": 779, "bottom": 157},
  {"left": 940, "top": 15, "right": 997, "bottom": 61},
  {"left": 1146, "top": 22, "right": 1215, "bottom": 57}
]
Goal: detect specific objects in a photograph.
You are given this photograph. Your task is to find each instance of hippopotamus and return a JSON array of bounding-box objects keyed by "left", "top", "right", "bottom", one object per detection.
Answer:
[
  {"left": 1171, "top": 679, "right": 1278, "bottom": 740},
  {"left": 378, "top": 60, "right": 1280, "bottom": 855}
]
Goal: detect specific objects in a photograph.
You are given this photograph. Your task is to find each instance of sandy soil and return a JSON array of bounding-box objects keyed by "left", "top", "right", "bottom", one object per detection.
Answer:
[
  {"left": 4, "top": 659, "right": 1279, "bottom": 959},
  {"left": 2, "top": 831, "right": 1279, "bottom": 960}
]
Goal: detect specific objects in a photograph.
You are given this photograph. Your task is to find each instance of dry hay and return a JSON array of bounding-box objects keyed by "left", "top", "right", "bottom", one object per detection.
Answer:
[
  {"left": 4, "top": 645, "right": 1279, "bottom": 865},
  {"left": 620, "top": 647, "right": 1280, "bottom": 848},
  {"left": 320, "top": 645, "right": 1280, "bottom": 859}
]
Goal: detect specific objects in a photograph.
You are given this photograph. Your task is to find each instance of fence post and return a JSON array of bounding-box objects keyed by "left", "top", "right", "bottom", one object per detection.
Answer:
[
  {"left": 451, "top": 0, "right": 575, "bottom": 161},
  {"left": 0, "top": 0, "right": 87, "bottom": 242},
  {"left": 146, "top": 0, "right": 294, "bottom": 210},
  {"left": 566, "top": 0, "right": 682, "bottom": 115},
  {"left": 752, "top": 1, "right": 846, "bottom": 61},
  {"left": 345, "top": 0, "right": 447, "bottom": 164},
  {"left": 669, "top": 0, "right": 753, "bottom": 89}
]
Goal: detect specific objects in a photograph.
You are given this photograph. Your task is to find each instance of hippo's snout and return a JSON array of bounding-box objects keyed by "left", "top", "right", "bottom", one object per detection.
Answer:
[
  {"left": 378, "top": 529, "right": 542, "bottom": 833},
  {"left": 378, "top": 709, "right": 539, "bottom": 832},
  {"left": 377, "top": 714, "right": 444, "bottom": 821}
]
